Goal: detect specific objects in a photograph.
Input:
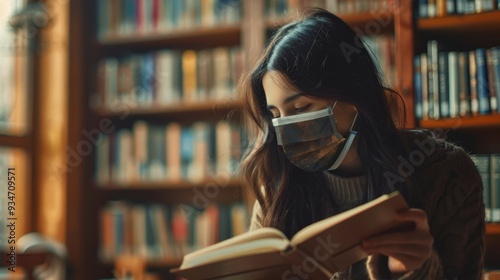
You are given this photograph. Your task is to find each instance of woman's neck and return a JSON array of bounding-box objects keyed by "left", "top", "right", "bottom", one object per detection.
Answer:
[{"left": 329, "top": 137, "right": 364, "bottom": 177}]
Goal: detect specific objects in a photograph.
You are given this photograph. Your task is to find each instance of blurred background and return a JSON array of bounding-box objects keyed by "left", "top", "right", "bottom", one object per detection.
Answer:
[{"left": 0, "top": 0, "right": 499, "bottom": 279}]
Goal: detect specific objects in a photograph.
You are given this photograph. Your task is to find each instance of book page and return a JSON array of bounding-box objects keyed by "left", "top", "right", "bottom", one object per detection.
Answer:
[
  {"left": 180, "top": 227, "right": 289, "bottom": 268},
  {"left": 291, "top": 191, "right": 406, "bottom": 244},
  {"left": 289, "top": 191, "right": 410, "bottom": 273}
]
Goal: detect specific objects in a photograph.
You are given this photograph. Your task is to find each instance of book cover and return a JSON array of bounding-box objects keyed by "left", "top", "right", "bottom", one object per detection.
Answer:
[{"left": 171, "top": 192, "right": 411, "bottom": 280}]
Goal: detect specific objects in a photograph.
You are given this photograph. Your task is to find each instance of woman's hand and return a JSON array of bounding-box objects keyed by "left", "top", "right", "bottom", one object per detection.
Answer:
[{"left": 361, "top": 209, "right": 434, "bottom": 277}]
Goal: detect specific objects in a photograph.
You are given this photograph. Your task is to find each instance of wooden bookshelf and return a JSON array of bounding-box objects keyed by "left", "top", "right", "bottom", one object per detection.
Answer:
[
  {"left": 94, "top": 99, "right": 242, "bottom": 119},
  {"left": 417, "top": 10, "right": 500, "bottom": 48},
  {"left": 417, "top": 10, "right": 500, "bottom": 34},
  {"left": 96, "top": 178, "right": 243, "bottom": 190},
  {"left": 419, "top": 114, "right": 500, "bottom": 130},
  {"left": 0, "top": 134, "right": 31, "bottom": 149},
  {"left": 487, "top": 224, "right": 500, "bottom": 235},
  {"left": 98, "top": 24, "right": 241, "bottom": 50}
]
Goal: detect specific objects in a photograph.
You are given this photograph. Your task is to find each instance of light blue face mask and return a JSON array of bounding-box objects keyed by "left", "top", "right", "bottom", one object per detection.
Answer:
[{"left": 271, "top": 102, "right": 358, "bottom": 172}]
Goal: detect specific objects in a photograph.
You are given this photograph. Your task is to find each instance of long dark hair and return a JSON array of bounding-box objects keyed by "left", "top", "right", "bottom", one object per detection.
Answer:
[{"left": 239, "top": 7, "right": 411, "bottom": 238}]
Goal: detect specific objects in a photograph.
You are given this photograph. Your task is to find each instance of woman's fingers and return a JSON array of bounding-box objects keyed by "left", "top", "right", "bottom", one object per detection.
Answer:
[
  {"left": 362, "top": 243, "right": 431, "bottom": 258},
  {"left": 363, "top": 230, "right": 433, "bottom": 246},
  {"left": 395, "top": 208, "right": 430, "bottom": 231}
]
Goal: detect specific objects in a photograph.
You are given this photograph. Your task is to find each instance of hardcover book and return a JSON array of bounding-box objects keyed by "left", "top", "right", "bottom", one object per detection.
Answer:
[{"left": 171, "top": 191, "right": 411, "bottom": 280}]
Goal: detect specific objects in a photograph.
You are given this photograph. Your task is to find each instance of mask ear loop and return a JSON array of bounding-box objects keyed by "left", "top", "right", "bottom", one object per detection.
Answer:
[{"left": 349, "top": 106, "right": 358, "bottom": 132}]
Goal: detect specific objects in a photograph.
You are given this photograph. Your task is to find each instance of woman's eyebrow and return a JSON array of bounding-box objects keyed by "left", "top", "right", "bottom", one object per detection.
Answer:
[{"left": 266, "top": 93, "right": 302, "bottom": 110}]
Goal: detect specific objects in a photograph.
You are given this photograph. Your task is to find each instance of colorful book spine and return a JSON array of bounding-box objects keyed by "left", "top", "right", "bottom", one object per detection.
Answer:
[
  {"left": 99, "top": 202, "right": 249, "bottom": 262},
  {"left": 438, "top": 52, "right": 450, "bottom": 118},
  {"left": 415, "top": 55, "right": 424, "bottom": 119},
  {"left": 492, "top": 47, "right": 500, "bottom": 113},
  {"left": 96, "top": 0, "right": 242, "bottom": 39},
  {"left": 96, "top": 47, "right": 244, "bottom": 108},
  {"left": 491, "top": 154, "right": 500, "bottom": 223},
  {"left": 475, "top": 48, "right": 492, "bottom": 115}
]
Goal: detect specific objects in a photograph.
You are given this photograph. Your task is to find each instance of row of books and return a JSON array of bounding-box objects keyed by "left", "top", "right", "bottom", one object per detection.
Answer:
[
  {"left": 471, "top": 154, "right": 500, "bottom": 223},
  {"left": 314, "top": 0, "right": 393, "bottom": 14},
  {"left": 99, "top": 201, "right": 249, "bottom": 261},
  {"left": 417, "top": 0, "right": 500, "bottom": 18},
  {"left": 94, "top": 47, "right": 245, "bottom": 109},
  {"left": 94, "top": 120, "right": 246, "bottom": 185},
  {"left": 265, "top": 0, "right": 394, "bottom": 19},
  {"left": 414, "top": 43, "right": 500, "bottom": 120},
  {"left": 97, "top": 0, "right": 242, "bottom": 39}
]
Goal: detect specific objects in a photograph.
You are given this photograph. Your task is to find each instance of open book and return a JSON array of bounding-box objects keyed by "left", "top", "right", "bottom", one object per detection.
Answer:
[{"left": 171, "top": 191, "right": 411, "bottom": 280}]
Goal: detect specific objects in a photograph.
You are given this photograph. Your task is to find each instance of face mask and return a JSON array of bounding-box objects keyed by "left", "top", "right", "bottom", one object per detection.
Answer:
[{"left": 271, "top": 103, "right": 358, "bottom": 172}]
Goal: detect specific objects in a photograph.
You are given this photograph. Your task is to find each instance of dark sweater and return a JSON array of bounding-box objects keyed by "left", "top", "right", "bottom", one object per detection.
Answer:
[{"left": 250, "top": 131, "right": 485, "bottom": 279}]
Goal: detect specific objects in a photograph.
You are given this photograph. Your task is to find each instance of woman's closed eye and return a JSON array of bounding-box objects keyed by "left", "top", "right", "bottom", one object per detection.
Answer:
[{"left": 294, "top": 104, "right": 311, "bottom": 113}]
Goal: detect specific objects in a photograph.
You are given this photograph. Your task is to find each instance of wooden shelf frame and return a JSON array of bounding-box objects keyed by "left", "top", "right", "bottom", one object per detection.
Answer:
[
  {"left": 0, "top": 134, "right": 31, "bottom": 149},
  {"left": 417, "top": 10, "right": 500, "bottom": 35},
  {"left": 94, "top": 99, "right": 242, "bottom": 119},
  {"left": 419, "top": 114, "right": 500, "bottom": 130},
  {"left": 96, "top": 177, "right": 243, "bottom": 190},
  {"left": 97, "top": 24, "right": 242, "bottom": 50},
  {"left": 487, "top": 223, "right": 500, "bottom": 235}
]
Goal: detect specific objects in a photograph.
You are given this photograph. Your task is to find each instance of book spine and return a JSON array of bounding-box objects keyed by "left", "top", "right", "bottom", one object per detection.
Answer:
[
  {"left": 428, "top": 0, "right": 438, "bottom": 16},
  {"left": 447, "top": 0, "right": 456, "bottom": 13},
  {"left": 448, "top": 52, "right": 460, "bottom": 118},
  {"left": 427, "top": 40, "right": 440, "bottom": 119},
  {"left": 469, "top": 50, "right": 479, "bottom": 115},
  {"left": 487, "top": 49, "right": 498, "bottom": 113},
  {"left": 437, "top": 0, "right": 447, "bottom": 16},
  {"left": 491, "top": 154, "right": 500, "bottom": 223},
  {"left": 421, "top": 53, "right": 429, "bottom": 120},
  {"left": 458, "top": 52, "right": 471, "bottom": 116},
  {"left": 475, "top": 48, "right": 491, "bottom": 115},
  {"left": 414, "top": 55, "right": 423, "bottom": 119},
  {"left": 419, "top": 0, "right": 429, "bottom": 18},
  {"left": 438, "top": 52, "right": 450, "bottom": 118},
  {"left": 491, "top": 47, "right": 500, "bottom": 113}
]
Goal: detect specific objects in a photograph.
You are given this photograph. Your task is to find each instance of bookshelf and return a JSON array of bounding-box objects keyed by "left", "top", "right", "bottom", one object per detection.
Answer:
[
  {"left": 412, "top": 0, "right": 500, "bottom": 272},
  {"left": 67, "top": 0, "right": 500, "bottom": 279}
]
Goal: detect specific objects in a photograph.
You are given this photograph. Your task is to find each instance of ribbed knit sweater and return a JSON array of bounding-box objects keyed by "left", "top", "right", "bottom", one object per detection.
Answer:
[{"left": 249, "top": 130, "right": 485, "bottom": 280}]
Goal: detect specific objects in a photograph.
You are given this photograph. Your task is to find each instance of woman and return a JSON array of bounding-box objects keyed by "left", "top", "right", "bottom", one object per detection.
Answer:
[{"left": 238, "top": 7, "right": 485, "bottom": 280}]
